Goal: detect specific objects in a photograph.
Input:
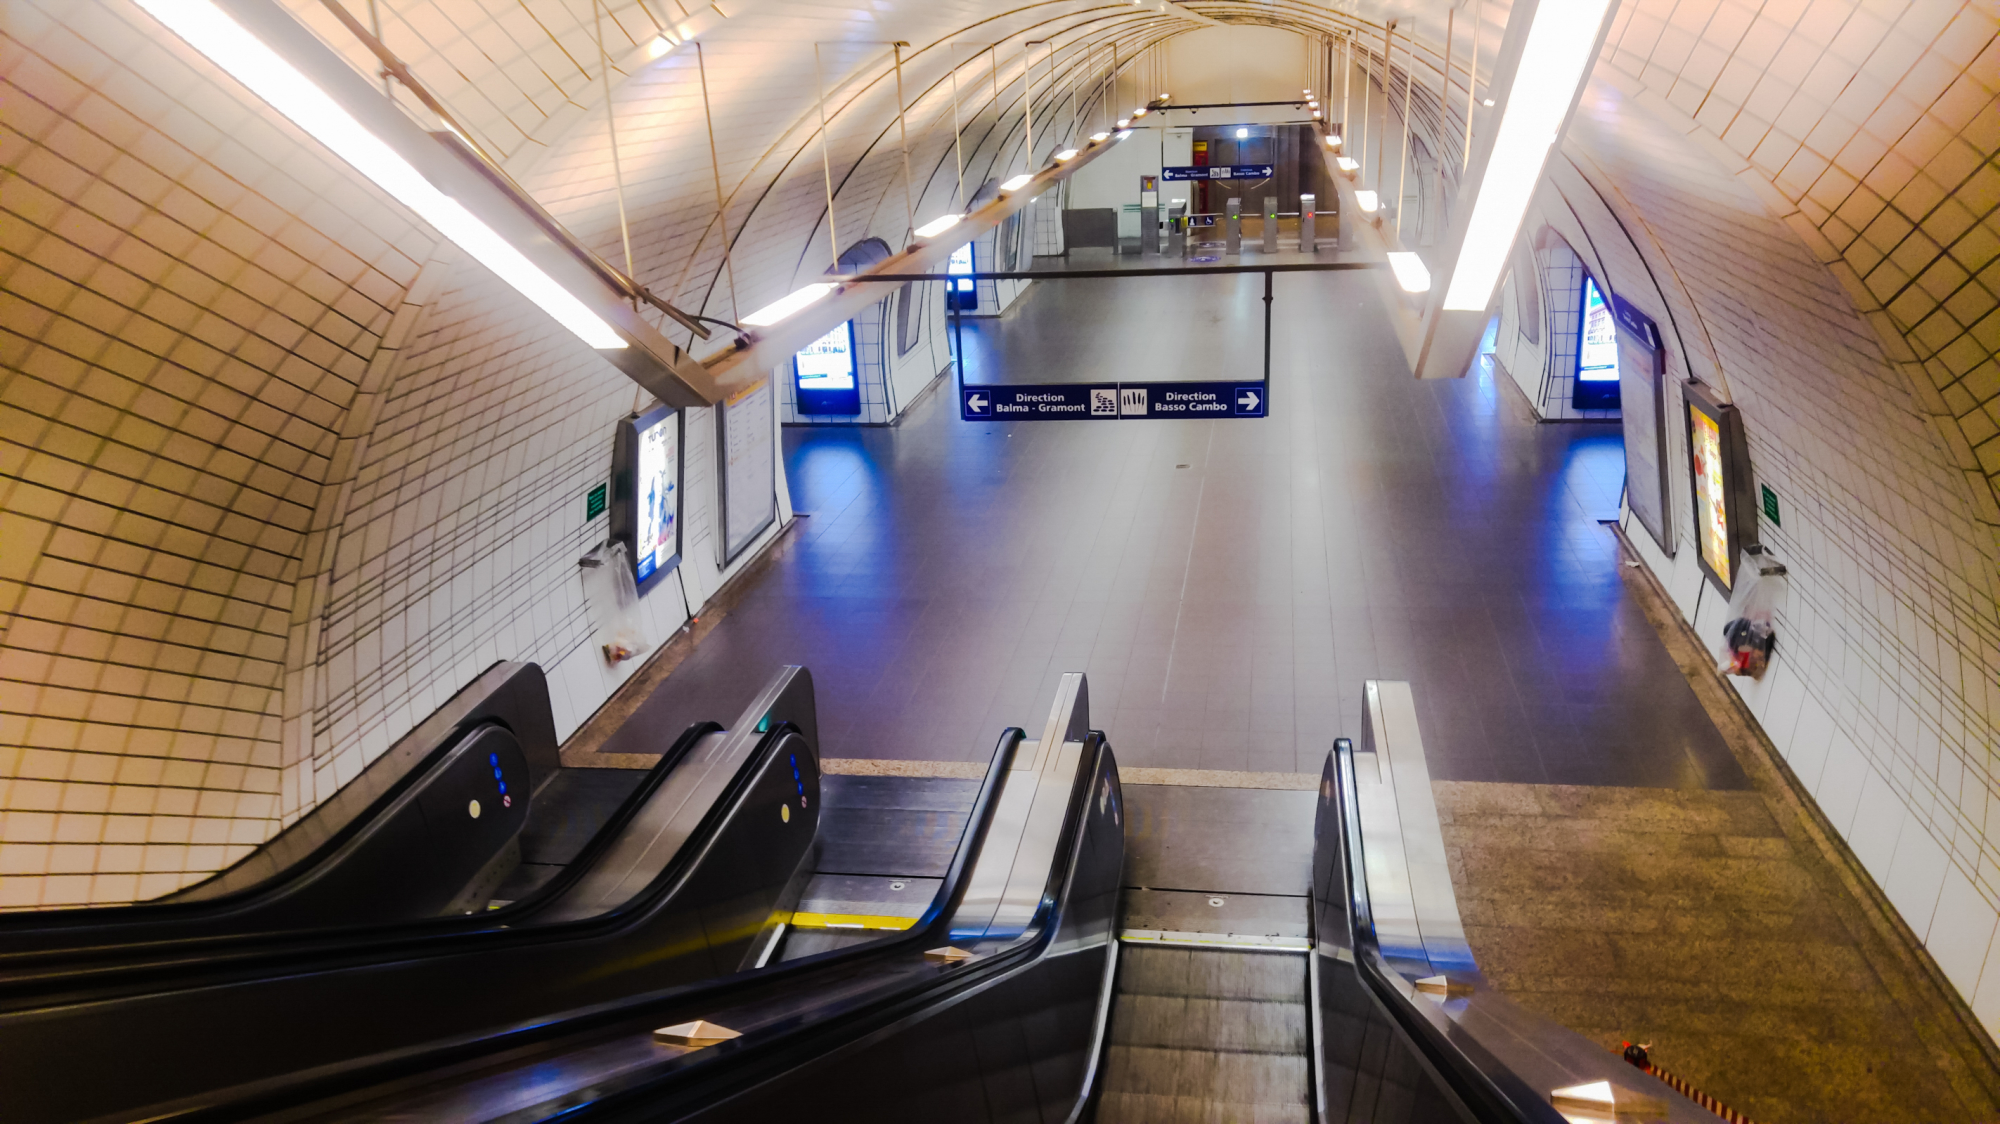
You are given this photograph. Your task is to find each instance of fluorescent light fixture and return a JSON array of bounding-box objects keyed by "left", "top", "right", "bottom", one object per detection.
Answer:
[
  {"left": 1132, "top": 107, "right": 1148, "bottom": 118},
  {"left": 741, "top": 282, "right": 838, "bottom": 327},
  {"left": 646, "top": 35, "right": 675, "bottom": 59},
  {"left": 1312, "top": 110, "right": 1322, "bottom": 119},
  {"left": 1053, "top": 148, "right": 1079, "bottom": 162},
  {"left": 913, "top": 214, "right": 964, "bottom": 239},
  {"left": 1336, "top": 156, "right": 1359, "bottom": 172},
  {"left": 1484, "top": 98, "right": 1496, "bottom": 106},
  {"left": 1441, "top": 0, "right": 1615, "bottom": 311},
  {"left": 1000, "top": 174, "right": 1036, "bottom": 192},
  {"left": 1308, "top": 99, "right": 1319, "bottom": 107},
  {"left": 1235, "top": 127, "right": 1249, "bottom": 139},
  {"left": 1355, "top": 190, "right": 1379, "bottom": 212},
  {"left": 1089, "top": 131, "right": 1110, "bottom": 143},
  {"left": 1115, "top": 129, "right": 1133, "bottom": 140},
  {"left": 1159, "top": 92, "right": 1169, "bottom": 98},
  {"left": 135, "top": 0, "right": 627, "bottom": 351},
  {"left": 1387, "top": 252, "right": 1431, "bottom": 292},
  {"left": 1116, "top": 118, "right": 1130, "bottom": 128}
]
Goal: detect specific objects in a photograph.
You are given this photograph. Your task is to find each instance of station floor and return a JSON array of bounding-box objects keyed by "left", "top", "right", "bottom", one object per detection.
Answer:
[
  {"left": 579, "top": 268, "right": 2000, "bottom": 1121},
  {"left": 604, "top": 269, "right": 1743, "bottom": 788}
]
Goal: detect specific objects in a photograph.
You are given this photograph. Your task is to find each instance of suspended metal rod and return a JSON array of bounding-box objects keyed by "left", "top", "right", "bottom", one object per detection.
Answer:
[
  {"left": 695, "top": 42, "right": 738, "bottom": 328},
  {"left": 894, "top": 41, "right": 914, "bottom": 238},
  {"left": 814, "top": 43, "right": 840, "bottom": 272},
  {"left": 593, "top": 0, "right": 636, "bottom": 299}
]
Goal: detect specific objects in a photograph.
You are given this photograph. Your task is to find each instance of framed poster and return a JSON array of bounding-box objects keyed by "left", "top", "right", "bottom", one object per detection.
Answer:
[
  {"left": 610, "top": 404, "right": 681, "bottom": 592},
  {"left": 794, "top": 321, "right": 861, "bottom": 416},
  {"left": 1684, "top": 380, "right": 1756, "bottom": 593},
  {"left": 1613, "top": 293, "right": 1673, "bottom": 555},
  {"left": 718, "top": 377, "right": 777, "bottom": 565},
  {"left": 1572, "top": 275, "right": 1622, "bottom": 410}
]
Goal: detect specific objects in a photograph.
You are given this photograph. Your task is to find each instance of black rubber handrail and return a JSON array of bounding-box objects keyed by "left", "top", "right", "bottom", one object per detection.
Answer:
[
  {"left": 536, "top": 733, "right": 1111, "bottom": 1123},
  {"left": 0, "top": 664, "right": 546, "bottom": 941},
  {"left": 0, "top": 722, "right": 722, "bottom": 1000},
  {"left": 1327, "top": 742, "right": 1569, "bottom": 1124},
  {"left": 150, "top": 727, "right": 1035, "bottom": 1123}
]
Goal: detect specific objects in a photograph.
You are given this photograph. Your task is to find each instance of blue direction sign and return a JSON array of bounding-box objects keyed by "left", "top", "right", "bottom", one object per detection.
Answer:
[
  {"left": 961, "top": 382, "right": 1264, "bottom": 420},
  {"left": 1162, "top": 164, "right": 1276, "bottom": 181},
  {"left": 962, "top": 384, "right": 1118, "bottom": 420},
  {"left": 1116, "top": 382, "right": 1266, "bottom": 419}
]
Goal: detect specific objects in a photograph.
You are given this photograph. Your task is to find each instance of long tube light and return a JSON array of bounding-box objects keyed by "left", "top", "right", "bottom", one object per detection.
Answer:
[
  {"left": 1355, "top": 190, "right": 1379, "bottom": 212},
  {"left": 1000, "top": 174, "right": 1036, "bottom": 192},
  {"left": 1440, "top": 0, "right": 1615, "bottom": 311},
  {"left": 1387, "top": 252, "right": 1432, "bottom": 293},
  {"left": 742, "top": 283, "right": 838, "bottom": 327},
  {"left": 134, "top": 0, "right": 626, "bottom": 351},
  {"left": 913, "top": 214, "right": 965, "bottom": 239}
]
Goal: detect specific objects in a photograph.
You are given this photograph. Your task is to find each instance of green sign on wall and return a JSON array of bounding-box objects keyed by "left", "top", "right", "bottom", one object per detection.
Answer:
[
  {"left": 586, "top": 482, "right": 608, "bottom": 521},
  {"left": 1760, "top": 483, "right": 1780, "bottom": 527}
]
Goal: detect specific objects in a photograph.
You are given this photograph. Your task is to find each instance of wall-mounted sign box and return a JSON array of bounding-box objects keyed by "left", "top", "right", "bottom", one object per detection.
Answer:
[
  {"left": 610, "top": 404, "right": 682, "bottom": 592},
  {"left": 1684, "top": 381, "right": 1757, "bottom": 594}
]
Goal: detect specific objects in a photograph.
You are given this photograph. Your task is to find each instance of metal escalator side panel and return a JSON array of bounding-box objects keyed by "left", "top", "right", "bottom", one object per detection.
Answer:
[
  {"left": 543, "top": 665, "right": 820, "bottom": 924},
  {"left": 949, "top": 672, "right": 1094, "bottom": 941},
  {"left": 541, "top": 731, "right": 734, "bottom": 921},
  {"left": 671, "top": 739, "right": 1126, "bottom": 1124}
]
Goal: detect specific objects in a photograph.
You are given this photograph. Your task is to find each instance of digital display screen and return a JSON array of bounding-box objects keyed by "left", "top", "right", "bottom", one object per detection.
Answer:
[
  {"left": 794, "top": 323, "right": 856, "bottom": 392},
  {"left": 1689, "top": 405, "right": 1730, "bottom": 588},
  {"left": 633, "top": 411, "right": 678, "bottom": 585},
  {"left": 947, "top": 242, "right": 974, "bottom": 293},
  {"left": 1579, "top": 277, "right": 1618, "bottom": 381}
]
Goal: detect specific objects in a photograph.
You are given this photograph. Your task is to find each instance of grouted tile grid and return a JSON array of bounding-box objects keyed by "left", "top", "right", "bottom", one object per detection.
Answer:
[
  {"left": 0, "top": 2, "right": 436, "bottom": 906},
  {"left": 1605, "top": 1, "right": 2000, "bottom": 496},
  {"left": 1436, "top": 780, "right": 1993, "bottom": 1124},
  {"left": 1561, "top": 86, "right": 2000, "bottom": 989}
]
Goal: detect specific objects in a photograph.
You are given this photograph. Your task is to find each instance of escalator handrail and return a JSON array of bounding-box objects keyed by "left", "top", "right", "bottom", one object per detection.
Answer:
[
  {"left": 147, "top": 725, "right": 1033, "bottom": 1124},
  {"left": 1327, "top": 742, "right": 1571, "bottom": 1124},
  {"left": 0, "top": 722, "right": 721, "bottom": 995},
  {"left": 555, "top": 732, "right": 1113, "bottom": 1123},
  {"left": 0, "top": 716, "right": 799, "bottom": 1012},
  {"left": 0, "top": 662, "right": 546, "bottom": 938}
]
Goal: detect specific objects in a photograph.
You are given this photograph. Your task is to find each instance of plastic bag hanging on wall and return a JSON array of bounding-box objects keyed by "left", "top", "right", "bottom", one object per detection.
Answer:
[
  {"left": 1720, "top": 562, "right": 1780, "bottom": 679},
  {"left": 582, "top": 542, "right": 650, "bottom": 666}
]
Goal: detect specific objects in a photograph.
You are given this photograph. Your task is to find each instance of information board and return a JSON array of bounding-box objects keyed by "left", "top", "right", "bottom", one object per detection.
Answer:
[
  {"left": 794, "top": 321, "right": 860, "bottom": 415},
  {"left": 1612, "top": 294, "right": 1673, "bottom": 555},
  {"left": 1163, "top": 164, "right": 1275, "bottom": 181},
  {"left": 718, "top": 377, "right": 777, "bottom": 565}
]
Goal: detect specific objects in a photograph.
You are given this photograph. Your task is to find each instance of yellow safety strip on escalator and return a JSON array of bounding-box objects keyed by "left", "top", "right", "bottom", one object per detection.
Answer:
[{"left": 788, "top": 912, "right": 919, "bottom": 931}]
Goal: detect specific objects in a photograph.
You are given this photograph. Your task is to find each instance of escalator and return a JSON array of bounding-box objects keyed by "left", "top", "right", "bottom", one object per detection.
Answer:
[
  {"left": 19, "top": 674, "right": 1737, "bottom": 1123},
  {"left": 0, "top": 665, "right": 826, "bottom": 1124}
]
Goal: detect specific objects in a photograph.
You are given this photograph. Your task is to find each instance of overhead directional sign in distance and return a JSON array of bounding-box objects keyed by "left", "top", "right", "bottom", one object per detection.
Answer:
[
  {"left": 961, "top": 382, "right": 1266, "bottom": 420},
  {"left": 1162, "top": 164, "right": 1276, "bottom": 181}
]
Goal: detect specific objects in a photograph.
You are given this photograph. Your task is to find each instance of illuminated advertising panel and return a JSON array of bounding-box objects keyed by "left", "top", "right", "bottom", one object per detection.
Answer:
[
  {"left": 1573, "top": 275, "right": 1621, "bottom": 409},
  {"left": 946, "top": 241, "right": 976, "bottom": 311},
  {"left": 610, "top": 404, "right": 681, "bottom": 592},
  {"left": 1683, "top": 382, "right": 1755, "bottom": 593},
  {"left": 793, "top": 321, "right": 860, "bottom": 415}
]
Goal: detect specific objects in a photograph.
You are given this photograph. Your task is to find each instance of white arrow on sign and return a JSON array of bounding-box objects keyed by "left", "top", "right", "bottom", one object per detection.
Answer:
[
  {"left": 967, "top": 393, "right": 989, "bottom": 412},
  {"left": 1237, "top": 389, "right": 1261, "bottom": 412}
]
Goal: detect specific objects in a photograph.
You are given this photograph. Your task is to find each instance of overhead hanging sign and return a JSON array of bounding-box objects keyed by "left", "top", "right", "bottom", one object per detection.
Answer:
[
  {"left": 1163, "top": 164, "right": 1276, "bottom": 181},
  {"left": 961, "top": 382, "right": 1266, "bottom": 420}
]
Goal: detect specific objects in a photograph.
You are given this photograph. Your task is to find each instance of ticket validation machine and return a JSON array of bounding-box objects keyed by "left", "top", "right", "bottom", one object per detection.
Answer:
[
  {"left": 1226, "top": 198, "right": 1242, "bottom": 255},
  {"left": 1300, "top": 194, "right": 1316, "bottom": 254},
  {"left": 1262, "top": 196, "right": 1279, "bottom": 253}
]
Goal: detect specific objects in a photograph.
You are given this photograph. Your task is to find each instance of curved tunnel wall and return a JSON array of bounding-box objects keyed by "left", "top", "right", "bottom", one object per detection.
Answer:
[{"left": 0, "top": 4, "right": 1996, "bottom": 1052}]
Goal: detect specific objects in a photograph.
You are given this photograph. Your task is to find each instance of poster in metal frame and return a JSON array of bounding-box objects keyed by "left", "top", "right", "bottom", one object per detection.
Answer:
[
  {"left": 610, "top": 404, "right": 683, "bottom": 593},
  {"left": 1683, "top": 380, "right": 1756, "bottom": 594},
  {"left": 1612, "top": 293, "right": 1673, "bottom": 556},
  {"left": 717, "top": 377, "right": 778, "bottom": 565}
]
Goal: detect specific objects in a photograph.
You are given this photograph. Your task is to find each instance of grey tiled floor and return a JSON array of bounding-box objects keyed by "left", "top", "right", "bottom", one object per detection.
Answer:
[{"left": 620, "top": 270, "right": 1743, "bottom": 788}]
